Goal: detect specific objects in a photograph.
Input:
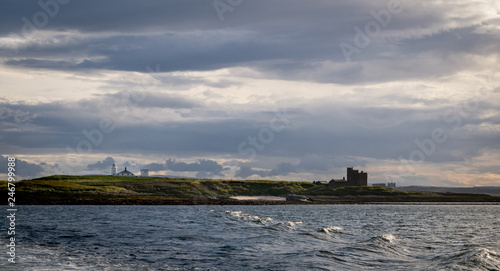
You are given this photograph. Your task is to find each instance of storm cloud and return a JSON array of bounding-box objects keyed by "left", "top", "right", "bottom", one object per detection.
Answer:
[
  {"left": 0, "top": 155, "right": 44, "bottom": 178},
  {"left": 87, "top": 156, "right": 115, "bottom": 170},
  {"left": 0, "top": 0, "right": 499, "bottom": 185}
]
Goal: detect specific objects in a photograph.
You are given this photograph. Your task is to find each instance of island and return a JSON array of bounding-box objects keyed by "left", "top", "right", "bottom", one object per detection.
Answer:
[{"left": 1, "top": 175, "right": 499, "bottom": 205}]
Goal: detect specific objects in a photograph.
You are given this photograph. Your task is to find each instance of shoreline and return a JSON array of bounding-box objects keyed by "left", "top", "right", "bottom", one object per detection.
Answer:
[{"left": 11, "top": 197, "right": 500, "bottom": 206}]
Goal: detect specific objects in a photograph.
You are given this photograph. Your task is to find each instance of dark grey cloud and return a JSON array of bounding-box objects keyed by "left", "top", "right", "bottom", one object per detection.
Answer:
[
  {"left": 141, "top": 159, "right": 229, "bottom": 177},
  {"left": 235, "top": 162, "right": 298, "bottom": 179},
  {"left": 0, "top": 0, "right": 365, "bottom": 36},
  {"left": 1, "top": 98, "right": 499, "bottom": 167},
  {"left": 142, "top": 162, "right": 166, "bottom": 171},
  {"left": 0, "top": 155, "right": 44, "bottom": 177},
  {"left": 4, "top": 32, "right": 302, "bottom": 73},
  {"left": 0, "top": 0, "right": 216, "bottom": 35},
  {"left": 142, "top": 158, "right": 229, "bottom": 178},
  {"left": 2, "top": 0, "right": 496, "bottom": 85},
  {"left": 165, "top": 159, "right": 227, "bottom": 175},
  {"left": 0, "top": 89, "right": 202, "bottom": 150},
  {"left": 87, "top": 156, "right": 115, "bottom": 170},
  {"left": 299, "top": 154, "right": 329, "bottom": 171}
]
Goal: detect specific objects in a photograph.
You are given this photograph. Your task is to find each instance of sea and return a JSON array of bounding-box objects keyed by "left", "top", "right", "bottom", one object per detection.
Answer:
[{"left": 1, "top": 205, "right": 499, "bottom": 270}]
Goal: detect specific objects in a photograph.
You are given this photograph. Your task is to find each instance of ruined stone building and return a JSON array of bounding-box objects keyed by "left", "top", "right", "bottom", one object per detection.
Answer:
[{"left": 328, "top": 167, "right": 368, "bottom": 187}]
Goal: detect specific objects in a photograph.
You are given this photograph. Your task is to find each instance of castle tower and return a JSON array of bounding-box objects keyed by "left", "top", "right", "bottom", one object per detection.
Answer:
[
  {"left": 111, "top": 163, "right": 117, "bottom": 176},
  {"left": 347, "top": 167, "right": 357, "bottom": 183}
]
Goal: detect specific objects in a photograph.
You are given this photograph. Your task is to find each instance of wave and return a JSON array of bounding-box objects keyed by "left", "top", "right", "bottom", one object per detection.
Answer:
[
  {"left": 223, "top": 210, "right": 302, "bottom": 230},
  {"left": 5, "top": 245, "right": 118, "bottom": 271},
  {"left": 264, "top": 220, "right": 303, "bottom": 231},
  {"left": 296, "top": 226, "right": 346, "bottom": 243},
  {"left": 318, "top": 226, "right": 343, "bottom": 234},
  {"left": 224, "top": 210, "right": 275, "bottom": 225},
  {"left": 364, "top": 233, "right": 399, "bottom": 245},
  {"left": 429, "top": 247, "right": 500, "bottom": 271},
  {"left": 369, "top": 234, "right": 409, "bottom": 257},
  {"left": 224, "top": 210, "right": 273, "bottom": 224},
  {"left": 380, "top": 233, "right": 397, "bottom": 243}
]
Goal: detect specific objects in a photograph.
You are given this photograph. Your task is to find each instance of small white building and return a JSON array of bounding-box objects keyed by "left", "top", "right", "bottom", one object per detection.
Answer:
[
  {"left": 116, "top": 167, "right": 134, "bottom": 176},
  {"left": 110, "top": 164, "right": 149, "bottom": 177}
]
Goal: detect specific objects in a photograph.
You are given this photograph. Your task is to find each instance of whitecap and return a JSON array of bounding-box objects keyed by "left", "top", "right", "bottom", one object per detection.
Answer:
[
  {"left": 380, "top": 234, "right": 397, "bottom": 243},
  {"left": 429, "top": 247, "right": 500, "bottom": 270},
  {"left": 225, "top": 210, "right": 272, "bottom": 224},
  {"left": 285, "top": 221, "right": 303, "bottom": 228},
  {"left": 465, "top": 247, "right": 500, "bottom": 268},
  {"left": 319, "top": 226, "right": 343, "bottom": 234}
]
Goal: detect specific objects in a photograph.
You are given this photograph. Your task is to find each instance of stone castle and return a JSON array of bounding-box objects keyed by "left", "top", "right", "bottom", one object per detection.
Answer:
[{"left": 312, "top": 167, "right": 368, "bottom": 187}]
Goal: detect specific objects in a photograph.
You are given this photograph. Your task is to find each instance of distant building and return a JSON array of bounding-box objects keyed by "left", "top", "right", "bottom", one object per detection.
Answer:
[
  {"left": 388, "top": 182, "right": 396, "bottom": 188},
  {"left": 116, "top": 167, "right": 134, "bottom": 177},
  {"left": 110, "top": 164, "right": 149, "bottom": 177},
  {"left": 329, "top": 167, "right": 368, "bottom": 187}
]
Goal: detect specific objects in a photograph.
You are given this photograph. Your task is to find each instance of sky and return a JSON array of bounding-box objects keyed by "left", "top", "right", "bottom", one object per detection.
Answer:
[{"left": 0, "top": 0, "right": 499, "bottom": 186}]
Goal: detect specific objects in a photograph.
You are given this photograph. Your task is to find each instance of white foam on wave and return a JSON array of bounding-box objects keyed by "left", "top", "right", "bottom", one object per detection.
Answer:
[
  {"left": 224, "top": 211, "right": 304, "bottom": 230},
  {"left": 6, "top": 245, "right": 117, "bottom": 271},
  {"left": 320, "top": 226, "right": 343, "bottom": 234},
  {"left": 467, "top": 247, "right": 500, "bottom": 267},
  {"left": 285, "top": 221, "right": 303, "bottom": 228},
  {"left": 380, "top": 234, "right": 397, "bottom": 243},
  {"left": 225, "top": 210, "right": 273, "bottom": 224},
  {"left": 260, "top": 217, "right": 274, "bottom": 223},
  {"left": 431, "top": 247, "right": 500, "bottom": 270}
]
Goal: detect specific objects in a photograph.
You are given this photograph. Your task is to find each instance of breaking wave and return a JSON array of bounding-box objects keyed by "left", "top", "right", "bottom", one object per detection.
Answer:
[
  {"left": 428, "top": 247, "right": 500, "bottom": 270},
  {"left": 223, "top": 210, "right": 302, "bottom": 230},
  {"left": 379, "top": 233, "right": 397, "bottom": 243},
  {"left": 224, "top": 210, "right": 273, "bottom": 224},
  {"left": 318, "top": 226, "right": 343, "bottom": 234}
]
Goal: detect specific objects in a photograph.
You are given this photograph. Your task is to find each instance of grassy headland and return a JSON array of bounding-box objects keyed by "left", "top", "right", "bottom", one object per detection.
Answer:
[{"left": 1, "top": 175, "right": 499, "bottom": 205}]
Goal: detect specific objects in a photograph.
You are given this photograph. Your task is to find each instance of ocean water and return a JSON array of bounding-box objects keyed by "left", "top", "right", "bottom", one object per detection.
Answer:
[{"left": 1, "top": 205, "right": 499, "bottom": 270}]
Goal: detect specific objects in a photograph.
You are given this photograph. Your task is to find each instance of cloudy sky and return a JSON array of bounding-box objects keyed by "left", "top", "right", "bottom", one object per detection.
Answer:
[{"left": 1, "top": 0, "right": 499, "bottom": 186}]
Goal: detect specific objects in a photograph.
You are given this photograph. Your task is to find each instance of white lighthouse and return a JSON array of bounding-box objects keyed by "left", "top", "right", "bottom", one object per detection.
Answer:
[{"left": 111, "top": 163, "right": 117, "bottom": 176}]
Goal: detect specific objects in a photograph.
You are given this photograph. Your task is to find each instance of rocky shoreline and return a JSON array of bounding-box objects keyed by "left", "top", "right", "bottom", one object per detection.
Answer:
[{"left": 12, "top": 192, "right": 500, "bottom": 205}]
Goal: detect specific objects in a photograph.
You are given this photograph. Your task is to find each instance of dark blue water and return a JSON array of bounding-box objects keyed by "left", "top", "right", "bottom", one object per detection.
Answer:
[{"left": 1, "top": 205, "right": 499, "bottom": 270}]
